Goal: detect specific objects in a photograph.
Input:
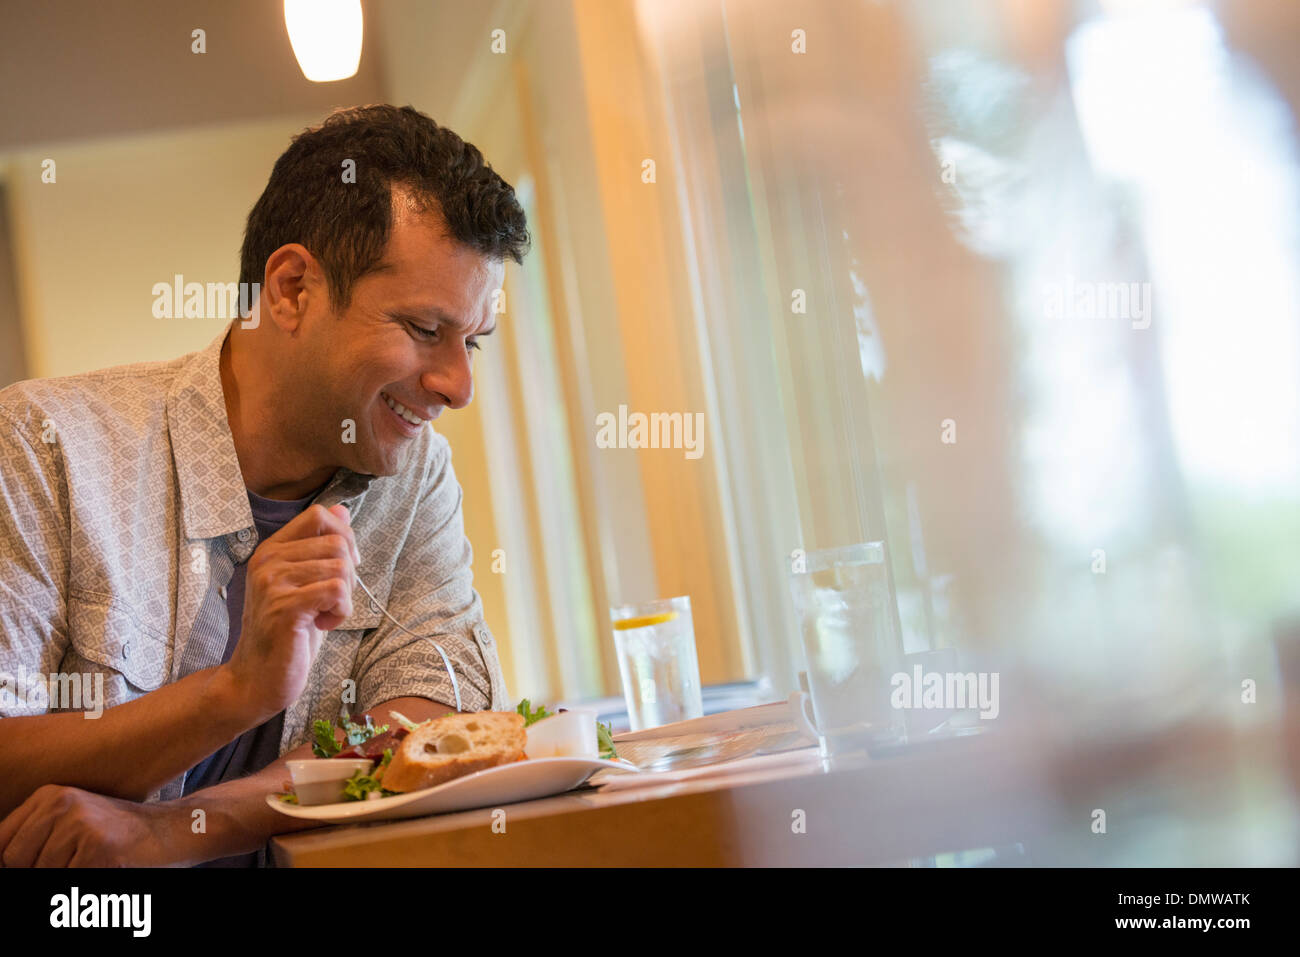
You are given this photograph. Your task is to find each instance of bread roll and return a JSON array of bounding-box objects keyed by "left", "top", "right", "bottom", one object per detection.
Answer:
[{"left": 382, "top": 711, "right": 526, "bottom": 793}]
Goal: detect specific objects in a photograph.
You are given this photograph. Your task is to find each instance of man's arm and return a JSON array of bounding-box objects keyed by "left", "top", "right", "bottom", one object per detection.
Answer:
[
  {"left": 159, "top": 696, "right": 457, "bottom": 865},
  {"left": 0, "top": 502, "right": 360, "bottom": 818},
  {"left": 0, "top": 413, "right": 261, "bottom": 815},
  {"left": 0, "top": 696, "right": 456, "bottom": 867},
  {"left": 0, "top": 667, "right": 262, "bottom": 817}
]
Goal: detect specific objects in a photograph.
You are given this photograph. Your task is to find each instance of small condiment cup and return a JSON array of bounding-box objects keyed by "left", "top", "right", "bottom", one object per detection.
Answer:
[
  {"left": 525, "top": 710, "right": 600, "bottom": 759},
  {"left": 286, "top": 758, "right": 374, "bottom": 806}
]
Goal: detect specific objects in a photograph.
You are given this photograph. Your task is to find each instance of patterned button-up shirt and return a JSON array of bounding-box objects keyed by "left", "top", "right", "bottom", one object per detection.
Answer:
[{"left": 0, "top": 323, "right": 509, "bottom": 802}]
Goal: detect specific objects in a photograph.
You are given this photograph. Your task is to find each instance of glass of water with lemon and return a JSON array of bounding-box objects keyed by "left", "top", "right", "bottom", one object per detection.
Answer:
[{"left": 610, "top": 596, "right": 704, "bottom": 731}]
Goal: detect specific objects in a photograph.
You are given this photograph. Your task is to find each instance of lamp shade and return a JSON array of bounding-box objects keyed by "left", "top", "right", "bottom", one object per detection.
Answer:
[{"left": 284, "top": 0, "right": 363, "bottom": 83}]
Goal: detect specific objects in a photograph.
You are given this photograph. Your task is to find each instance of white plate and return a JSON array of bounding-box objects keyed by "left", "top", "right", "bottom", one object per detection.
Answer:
[{"left": 266, "top": 756, "right": 639, "bottom": 823}]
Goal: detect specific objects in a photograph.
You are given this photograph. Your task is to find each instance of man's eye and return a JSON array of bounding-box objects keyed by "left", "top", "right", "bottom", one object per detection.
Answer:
[
  {"left": 467, "top": 339, "right": 481, "bottom": 352},
  {"left": 408, "top": 322, "right": 439, "bottom": 340}
]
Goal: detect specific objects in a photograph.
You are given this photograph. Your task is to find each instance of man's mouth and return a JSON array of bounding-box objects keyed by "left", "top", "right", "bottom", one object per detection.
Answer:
[{"left": 381, "top": 391, "right": 429, "bottom": 430}]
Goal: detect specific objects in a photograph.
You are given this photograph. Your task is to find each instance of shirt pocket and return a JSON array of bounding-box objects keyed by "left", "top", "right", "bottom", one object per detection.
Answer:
[
  {"left": 65, "top": 591, "right": 171, "bottom": 693},
  {"left": 329, "top": 578, "right": 388, "bottom": 694},
  {"left": 472, "top": 622, "right": 509, "bottom": 711},
  {"left": 342, "top": 572, "right": 390, "bottom": 630},
  {"left": 338, "top": 606, "right": 386, "bottom": 633},
  {"left": 328, "top": 611, "right": 383, "bottom": 695},
  {"left": 318, "top": 609, "right": 383, "bottom": 715}
]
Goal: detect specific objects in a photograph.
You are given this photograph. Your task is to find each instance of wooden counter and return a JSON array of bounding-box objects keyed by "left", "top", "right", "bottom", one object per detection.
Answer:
[{"left": 269, "top": 705, "right": 1085, "bottom": 866}]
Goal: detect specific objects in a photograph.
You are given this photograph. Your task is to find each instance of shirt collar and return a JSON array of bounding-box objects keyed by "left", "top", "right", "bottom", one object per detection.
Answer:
[{"left": 166, "top": 321, "right": 376, "bottom": 541}]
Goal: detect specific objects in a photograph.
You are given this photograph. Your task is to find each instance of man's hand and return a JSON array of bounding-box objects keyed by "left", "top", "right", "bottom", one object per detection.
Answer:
[
  {"left": 0, "top": 697, "right": 455, "bottom": 867},
  {"left": 222, "top": 503, "right": 360, "bottom": 724},
  {"left": 0, "top": 784, "right": 184, "bottom": 868}
]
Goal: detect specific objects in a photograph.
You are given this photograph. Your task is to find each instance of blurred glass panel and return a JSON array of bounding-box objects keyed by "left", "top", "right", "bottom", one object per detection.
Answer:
[{"left": 639, "top": 0, "right": 1300, "bottom": 862}]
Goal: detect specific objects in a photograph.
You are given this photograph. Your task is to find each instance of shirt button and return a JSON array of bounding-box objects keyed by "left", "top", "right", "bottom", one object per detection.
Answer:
[
  {"left": 121, "top": 642, "right": 131, "bottom": 660},
  {"left": 236, "top": 529, "right": 252, "bottom": 543},
  {"left": 370, "top": 597, "right": 381, "bottom": 613},
  {"left": 479, "top": 631, "right": 494, "bottom": 646},
  {"left": 218, "top": 586, "right": 228, "bottom": 600}
]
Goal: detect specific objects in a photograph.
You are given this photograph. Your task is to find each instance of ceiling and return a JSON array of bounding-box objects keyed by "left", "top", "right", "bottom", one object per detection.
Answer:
[{"left": 0, "top": 0, "right": 389, "bottom": 153}]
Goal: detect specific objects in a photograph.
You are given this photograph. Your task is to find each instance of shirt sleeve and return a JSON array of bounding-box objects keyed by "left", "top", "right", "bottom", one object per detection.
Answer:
[
  {"left": 352, "top": 434, "right": 509, "bottom": 714},
  {"left": 0, "top": 406, "right": 71, "bottom": 717}
]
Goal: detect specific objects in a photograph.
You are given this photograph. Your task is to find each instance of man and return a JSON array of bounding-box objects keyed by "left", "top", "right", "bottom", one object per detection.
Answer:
[{"left": 0, "top": 104, "right": 529, "bottom": 866}]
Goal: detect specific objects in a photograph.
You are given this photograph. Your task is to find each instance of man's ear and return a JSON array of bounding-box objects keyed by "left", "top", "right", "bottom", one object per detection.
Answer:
[{"left": 262, "top": 243, "right": 319, "bottom": 333}]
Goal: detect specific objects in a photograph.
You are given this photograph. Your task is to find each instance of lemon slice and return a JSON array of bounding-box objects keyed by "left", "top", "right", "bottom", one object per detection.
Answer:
[{"left": 613, "top": 611, "right": 679, "bottom": 631}]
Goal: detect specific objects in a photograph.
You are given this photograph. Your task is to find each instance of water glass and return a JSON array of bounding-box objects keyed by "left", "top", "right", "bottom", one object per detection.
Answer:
[
  {"left": 789, "top": 542, "right": 905, "bottom": 758},
  {"left": 610, "top": 596, "right": 704, "bottom": 731}
]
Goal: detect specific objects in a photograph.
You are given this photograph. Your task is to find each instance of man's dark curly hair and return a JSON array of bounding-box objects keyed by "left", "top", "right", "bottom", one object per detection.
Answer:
[{"left": 239, "top": 104, "right": 530, "bottom": 313}]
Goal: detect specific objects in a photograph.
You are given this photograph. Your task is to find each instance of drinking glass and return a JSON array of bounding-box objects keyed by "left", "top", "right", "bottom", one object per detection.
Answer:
[
  {"left": 789, "top": 542, "right": 906, "bottom": 758},
  {"left": 610, "top": 596, "right": 704, "bottom": 731}
]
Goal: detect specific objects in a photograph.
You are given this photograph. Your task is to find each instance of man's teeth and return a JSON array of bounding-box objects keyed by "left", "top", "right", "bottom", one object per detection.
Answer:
[{"left": 383, "top": 394, "right": 426, "bottom": 426}]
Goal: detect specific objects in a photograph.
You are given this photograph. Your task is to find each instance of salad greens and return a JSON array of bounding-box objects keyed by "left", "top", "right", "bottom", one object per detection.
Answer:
[
  {"left": 341, "top": 749, "right": 395, "bottom": 801},
  {"left": 596, "top": 721, "right": 619, "bottom": 762},
  {"left": 311, "top": 720, "right": 341, "bottom": 759},
  {"left": 515, "top": 699, "right": 553, "bottom": 726},
  {"left": 311, "top": 709, "right": 389, "bottom": 758}
]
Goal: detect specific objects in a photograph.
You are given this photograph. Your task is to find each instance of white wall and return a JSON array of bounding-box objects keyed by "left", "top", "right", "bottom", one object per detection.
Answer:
[{"left": 2, "top": 113, "right": 321, "bottom": 379}]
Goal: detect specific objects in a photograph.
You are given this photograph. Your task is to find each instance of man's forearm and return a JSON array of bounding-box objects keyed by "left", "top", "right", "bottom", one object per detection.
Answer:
[
  {"left": 152, "top": 695, "right": 460, "bottom": 865},
  {"left": 0, "top": 664, "right": 264, "bottom": 815},
  {"left": 155, "top": 743, "right": 323, "bottom": 865}
]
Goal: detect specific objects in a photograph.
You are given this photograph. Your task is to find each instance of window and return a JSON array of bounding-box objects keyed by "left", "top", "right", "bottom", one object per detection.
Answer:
[{"left": 634, "top": 0, "right": 1300, "bottom": 736}]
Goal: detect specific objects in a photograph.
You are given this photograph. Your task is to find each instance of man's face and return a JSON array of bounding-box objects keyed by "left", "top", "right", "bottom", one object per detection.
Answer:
[{"left": 300, "top": 199, "right": 503, "bottom": 477}]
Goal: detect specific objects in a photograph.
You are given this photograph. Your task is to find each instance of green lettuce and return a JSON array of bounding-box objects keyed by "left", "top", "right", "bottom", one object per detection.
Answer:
[
  {"left": 516, "top": 698, "right": 553, "bottom": 726},
  {"left": 311, "top": 710, "right": 389, "bottom": 758},
  {"left": 311, "top": 719, "right": 341, "bottom": 759},
  {"left": 340, "top": 749, "right": 395, "bottom": 802},
  {"left": 597, "top": 721, "right": 619, "bottom": 761}
]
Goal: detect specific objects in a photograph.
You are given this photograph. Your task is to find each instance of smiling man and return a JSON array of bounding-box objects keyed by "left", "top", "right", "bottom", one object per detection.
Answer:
[{"left": 0, "top": 104, "right": 528, "bottom": 866}]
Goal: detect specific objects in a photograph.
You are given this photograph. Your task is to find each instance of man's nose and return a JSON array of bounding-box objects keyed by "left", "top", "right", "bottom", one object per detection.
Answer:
[{"left": 421, "top": 347, "right": 474, "bottom": 411}]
